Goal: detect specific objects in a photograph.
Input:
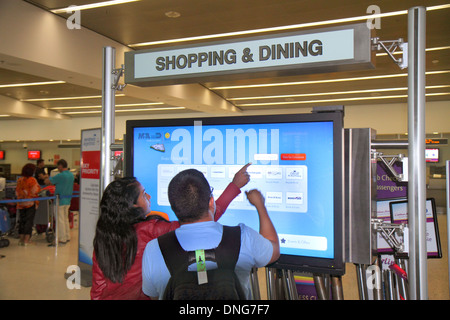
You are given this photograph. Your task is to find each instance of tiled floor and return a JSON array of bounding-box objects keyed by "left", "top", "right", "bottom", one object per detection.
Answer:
[
  {"left": 0, "top": 215, "right": 448, "bottom": 300},
  {"left": 0, "top": 227, "right": 91, "bottom": 300}
]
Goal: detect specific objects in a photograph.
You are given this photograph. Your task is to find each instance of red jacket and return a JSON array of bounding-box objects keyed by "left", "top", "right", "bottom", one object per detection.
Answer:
[{"left": 90, "top": 182, "right": 241, "bottom": 300}]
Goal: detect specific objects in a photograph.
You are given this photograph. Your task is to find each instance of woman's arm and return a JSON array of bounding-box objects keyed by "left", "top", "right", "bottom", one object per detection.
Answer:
[{"left": 214, "top": 163, "right": 251, "bottom": 221}]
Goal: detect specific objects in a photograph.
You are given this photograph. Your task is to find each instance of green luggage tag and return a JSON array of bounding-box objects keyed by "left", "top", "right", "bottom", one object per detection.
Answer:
[{"left": 195, "top": 249, "right": 208, "bottom": 285}]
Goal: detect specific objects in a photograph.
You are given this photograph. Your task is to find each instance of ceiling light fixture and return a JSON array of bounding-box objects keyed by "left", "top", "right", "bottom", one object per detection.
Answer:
[
  {"left": 235, "top": 92, "right": 450, "bottom": 107},
  {"left": 0, "top": 115, "right": 11, "bottom": 117},
  {"left": 50, "top": 102, "right": 164, "bottom": 110},
  {"left": 51, "top": 0, "right": 141, "bottom": 14},
  {"left": 229, "top": 85, "right": 450, "bottom": 101},
  {"left": 0, "top": 80, "right": 65, "bottom": 88},
  {"left": 21, "top": 94, "right": 125, "bottom": 102},
  {"left": 165, "top": 11, "right": 181, "bottom": 18},
  {"left": 210, "top": 70, "right": 450, "bottom": 90},
  {"left": 128, "top": 4, "right": 449, "bottom": 47},
  {"left": 61, "top": 106, "right": 185, "bottom": 115}
]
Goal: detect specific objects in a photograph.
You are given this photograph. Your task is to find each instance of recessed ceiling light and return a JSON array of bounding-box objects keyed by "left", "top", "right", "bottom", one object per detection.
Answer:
[
  {"left": 62, "top": 106, "right": 185, "bottom": 115},
  {"left": 21, "top": 94, "right": 125, "bottom": 102},
  {"left": 228, "top": 85, "right": 450, "bottom": 101},
  {"left": 165, "top": 11, "right": 181, "bottom": 18},
  {"left": 210, "top": 70, "right": 450, "bottom": 90},
  {"left": 51, "top": 0, "right": 141, "bottom": 14},
  {"left": 234, "top": 92, "right": 450, "bottom": 107},
  {"left": 0, "top": 81, "right": 65, "bottom": 89},
  {"left": 49, "top": 102, "right": 164, "bottom": 110},
  {"left": 129, "top": 4, "right": 450, "bottom": 47}
]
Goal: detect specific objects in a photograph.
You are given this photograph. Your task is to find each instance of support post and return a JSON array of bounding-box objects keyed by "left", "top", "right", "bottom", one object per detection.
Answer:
[
  {"left": 407, "top": 6, "right": 427, "bottom": 300},
  {"left": 101, "top": 46, "right": 116, "bottom": 196},
  {"left": 355, "top": 264, "right": 368, "bottom": 300},
  {"left": 447, "top": 161, "right": 450, "bottom": 297}
]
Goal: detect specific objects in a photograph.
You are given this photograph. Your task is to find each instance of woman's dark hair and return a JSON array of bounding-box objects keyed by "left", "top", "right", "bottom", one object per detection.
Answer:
[
  {"left": 21, "top": 163, "right": 36, "bottom": 177},
  {"left": 93, "top": 177, "right": 146, "bottom": 283},
  {"left": 168, "top": 169, "right": 211, "bottom": 223}
]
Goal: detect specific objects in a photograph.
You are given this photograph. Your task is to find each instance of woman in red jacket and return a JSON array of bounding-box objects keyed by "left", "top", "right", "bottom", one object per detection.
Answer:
[{"left": 91, "top": 164, "right": 250, "bottom": 300}]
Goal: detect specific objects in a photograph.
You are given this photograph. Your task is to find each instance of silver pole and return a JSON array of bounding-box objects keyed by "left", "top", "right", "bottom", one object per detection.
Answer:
[
  {"left": 447, "top": 160, "right": 450, "bottom": 297},
  {"left": 446, "top": 160, "right": 450, "bottom": 297},
  {"left": 54, "top": 195, "right": 59, "bottom": 251},
  {"left": 407, "top": 6, "right": 427, "bottom": 300},
  {"left": 355, "top": 264, "right": 368, "bottom": 300},
  {"left": 101, "top": 46, "right": 116, "bottom": 196}
]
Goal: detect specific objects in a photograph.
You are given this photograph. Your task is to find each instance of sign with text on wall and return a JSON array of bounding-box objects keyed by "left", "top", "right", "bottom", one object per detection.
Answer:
[
  {"left": 79, "top": 128, "right": 101, "bottom": 266},
  {"left": 125, "top": 23, "right": 374, "bottom": 86}
]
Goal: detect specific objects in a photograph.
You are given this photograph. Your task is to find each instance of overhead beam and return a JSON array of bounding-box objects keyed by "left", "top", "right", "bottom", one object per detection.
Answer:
[
  {"left": 0, "top": 1, "right": 238, "bottom": 115},
  {"left": 0, "top": 95, "right": 68, "bottom": 120}
]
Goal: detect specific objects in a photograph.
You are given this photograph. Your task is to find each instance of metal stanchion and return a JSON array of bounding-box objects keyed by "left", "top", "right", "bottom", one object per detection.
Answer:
[
  {"left": 407, "top": 6, "right": 428, "bottom": 300},
  {"left": 101, "top": 46, "right": 116, "bottom": 196},
  {"left": 265, "top": 267, "right": 277, "bottom": 300},
  {"left": 355, "top": 264, "right": 368, "bottom": 300},
  {"left": 331, "top": 275, "right": 344, "bottom": 300},
  {"left": 313, "top": 274, "right": 328, "bottom": 300},
  {"left": 54, "top": 194, "right": 59, "bottom": 253},
  {"left": 250, "top": 267, "right": 261, "bottom": 300}
]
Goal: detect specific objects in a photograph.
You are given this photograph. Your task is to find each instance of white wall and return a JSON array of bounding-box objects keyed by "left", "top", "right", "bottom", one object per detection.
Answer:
[
  {"left": 0, "top": 101, "right": 449, "bottom": 142},
  {"left": 0, "top": 141, "right": 80, "bottom": 175},
  {"left": 0, "top": 100, "right": 449, "bottom": 175}
]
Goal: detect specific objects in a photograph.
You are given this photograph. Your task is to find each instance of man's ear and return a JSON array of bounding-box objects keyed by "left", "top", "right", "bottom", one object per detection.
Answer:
[
  {"left": 209, "top": 196, "right": 216, "bottom": 214},
  {"left": 209, "top": 196, "right": 215, "bottom": 208}
]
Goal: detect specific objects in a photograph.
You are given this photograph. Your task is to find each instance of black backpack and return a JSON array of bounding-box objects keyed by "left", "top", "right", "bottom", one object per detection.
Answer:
[{"left": 158, "top": 225, "right": 246, "bottom": 300}]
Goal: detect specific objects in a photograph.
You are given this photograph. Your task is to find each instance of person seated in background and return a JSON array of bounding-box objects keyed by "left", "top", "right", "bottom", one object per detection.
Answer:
[
  {"left": 90, "top": 163, "right": 251, "bottom": 300},
  {"left": 16, "top": 163, "right": 40, "bottom": 246},
  {"left": 142, "top": 168, "right": 280, "bottom": 300}
]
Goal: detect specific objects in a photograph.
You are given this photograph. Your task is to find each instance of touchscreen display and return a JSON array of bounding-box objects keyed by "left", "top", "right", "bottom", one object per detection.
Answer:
[{"left": 126, "top": 114, "right": 343, "bottom": 273}]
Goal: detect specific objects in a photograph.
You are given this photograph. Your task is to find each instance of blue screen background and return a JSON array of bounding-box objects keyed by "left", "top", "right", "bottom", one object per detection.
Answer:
[{"left": 133, "top": 121, "right": 334, "bottom": 259}]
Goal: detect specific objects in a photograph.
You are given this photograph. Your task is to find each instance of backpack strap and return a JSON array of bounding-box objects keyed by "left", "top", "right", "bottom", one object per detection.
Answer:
[
  {"left": 215, "top": 225, "right": 241, "bottom": 270},
  {"left": 158, "top": 230, "right": 188, "bottom": 276},
  {"left": 158, "top": 225, "right": 241, "bottom": 276}
]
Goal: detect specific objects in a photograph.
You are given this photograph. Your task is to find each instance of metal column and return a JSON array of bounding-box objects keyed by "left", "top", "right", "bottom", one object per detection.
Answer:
[
  {"left": 447, "top": 161, "right": 450, "bottom": 297},
  {"left": 407, "top": 6, "right": 427, "bottom": 300},
  {"left": 101, "top": 46, "right": 116, "bottom": 196}
]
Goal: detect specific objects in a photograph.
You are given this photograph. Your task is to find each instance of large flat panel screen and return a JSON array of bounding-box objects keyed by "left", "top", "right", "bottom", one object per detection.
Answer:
[{"left": 126, "top": 113, "right": 344, "bottom": 274}]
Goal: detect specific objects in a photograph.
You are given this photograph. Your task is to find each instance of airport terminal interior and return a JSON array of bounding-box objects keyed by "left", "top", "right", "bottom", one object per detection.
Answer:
[{"left": 0, "top": 0, "right": 449, "bottom": 300}]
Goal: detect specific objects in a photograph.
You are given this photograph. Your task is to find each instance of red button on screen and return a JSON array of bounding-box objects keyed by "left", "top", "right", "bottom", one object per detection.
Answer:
[{"left": 281, "top": 153, "right": 306, "bottom": 161}]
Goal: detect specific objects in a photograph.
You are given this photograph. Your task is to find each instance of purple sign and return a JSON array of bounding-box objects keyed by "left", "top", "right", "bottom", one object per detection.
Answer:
[{"left": 376, "top": 161, "right": 407, "bottom": 200}]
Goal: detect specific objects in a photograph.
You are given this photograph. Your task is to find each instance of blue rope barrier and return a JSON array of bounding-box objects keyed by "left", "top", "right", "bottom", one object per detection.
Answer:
[{"left": 0, "top": 194, "right": 79, "bottom": 204}]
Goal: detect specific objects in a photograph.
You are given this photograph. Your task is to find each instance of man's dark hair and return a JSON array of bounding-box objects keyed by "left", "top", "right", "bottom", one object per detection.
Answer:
[
  {"left": 36, "top": 159, "right": 44, "bottom": 165},
  {"left": 168, "top": 169, "right": 212, "bottom": 223},
  {"left": 57, "top": 159, "right": 68, "bottom": 168}
]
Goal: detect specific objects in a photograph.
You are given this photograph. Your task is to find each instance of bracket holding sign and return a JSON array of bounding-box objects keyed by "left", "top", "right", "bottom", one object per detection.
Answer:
[{"left": 372, "top": 37, "right": 408, "bottom": 69}]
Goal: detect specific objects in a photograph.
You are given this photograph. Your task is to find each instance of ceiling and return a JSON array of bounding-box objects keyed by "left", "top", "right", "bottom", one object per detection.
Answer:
[{"left": 0, "top": 0, "right": 449, "bottom": 120}]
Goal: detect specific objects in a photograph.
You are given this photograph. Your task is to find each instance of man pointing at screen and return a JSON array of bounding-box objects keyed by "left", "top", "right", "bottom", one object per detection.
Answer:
[{"left": 142, "top": 166, "right": 280, "bottom": 299}]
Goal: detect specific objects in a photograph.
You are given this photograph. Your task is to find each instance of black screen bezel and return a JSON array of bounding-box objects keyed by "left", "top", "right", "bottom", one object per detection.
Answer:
[{"left": 126, "top": 113, "right": 344, "bottom": 275}]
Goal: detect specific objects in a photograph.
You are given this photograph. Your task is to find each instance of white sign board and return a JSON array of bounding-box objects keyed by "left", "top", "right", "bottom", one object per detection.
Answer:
[
  {"left": 125, "top": 23, "right": 373, "bottom": 86},
  {"left": 78, "top": 128, "right": 101, "bottom": 266}
]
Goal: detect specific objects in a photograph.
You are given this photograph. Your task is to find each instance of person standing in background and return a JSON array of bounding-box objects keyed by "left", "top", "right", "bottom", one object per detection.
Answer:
[
  {"left": 34, "top": 159, "right": 48, "bottom": 186},
  {"left": 45, "top": 159, "right": 74, "bottom": 245},
  {"left": 16, "top": 163, "right": 41, "bottom": 246}
]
